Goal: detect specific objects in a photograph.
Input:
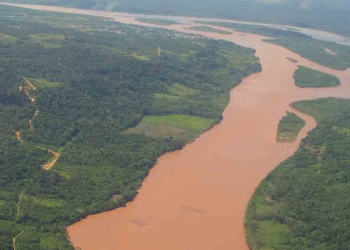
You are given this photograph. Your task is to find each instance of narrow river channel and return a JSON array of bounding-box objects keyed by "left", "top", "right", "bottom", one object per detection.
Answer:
[{"left": 2, "top": 3, "right": 350, "bottom": 250}]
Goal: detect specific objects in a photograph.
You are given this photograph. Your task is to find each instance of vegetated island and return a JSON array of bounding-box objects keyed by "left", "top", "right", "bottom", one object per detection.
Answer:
[
  {"left": 0, "top": 5, "right": 262, "bottom": 249},
  {"left": 136, "top": 18, "right": 179, "bottom": 26},
  {"left": 187, "top": 26, "right": 233, "bottom": 35},
  {"left": 246, "top": 97, "right": 350, "bottom": 250},
  {"left": 294, "top": 65, "right": 341, "bottom": 88},
  {"left": 286, "top": 57, "right": 298, "bottom": 63},
  {"left": 197, "top": 21, "right": 350, "bottom": 71},
  {"left": 276, "top": 111, "right": 305, "bottom": 143}
]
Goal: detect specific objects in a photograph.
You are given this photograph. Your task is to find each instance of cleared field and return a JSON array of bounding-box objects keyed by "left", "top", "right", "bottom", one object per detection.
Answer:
[
  {"left": 169, "top": 83, "right": 199, "bottom": 96},
  {"left": 188, "top": 26, "right": 233, "bottom": 35},
  {"left": 276, "top": 111, "right": 305, "bottom": 143},
  {"left": 131, "top": 52, "right": 150, "bottom": 61},
  {"left": 144, "top": 115, "right": 215, "bottom": 129},
  {"left": 31, "top": 197, "right": 67, "bottom": 208},
  {"left": 0, "top": 33, "right": 18, "bottom": 44},
  {"left": 30, "top": 34, "right": 65, "bottom": 41},
  {"left": 127, "top": 115, "right": 215, "bottom": 142},
  {"left": 294, "top": 65, "right": 341, "bottom": 88},
  {"left": 28, "top": 78, "right": 63, "bottom": 88},
  {"left": 136, "top": 18, "right": 179, "bottom": 26},
  {"left": 29, "top": 33, "right": 65, "bottom": 48},
  {"left": 154, "top": 93, "right": 181, "bottom": 101}
]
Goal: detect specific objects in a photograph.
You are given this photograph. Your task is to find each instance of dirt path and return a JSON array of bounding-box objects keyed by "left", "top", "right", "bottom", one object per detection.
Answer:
[
  {"left": 23, "top": 77, "right": 36, "bottom": 90},
  {"left": 28, "top": 106, "right": 39, "bottom": 130},
  {"left": 41, "top": 149, "right": 61, "bottom": 170},
  {"left": 15, "top": 131, "right": 23, "bottom": 143},
  {"left": 15, "top": 191, "right": 24, "bottom": 221},
  {"left": 17, "top": 79, "right": 60, "bottom": 170},
  {"left": 12, "top": 230, "right": 23, "bottom": 250}
]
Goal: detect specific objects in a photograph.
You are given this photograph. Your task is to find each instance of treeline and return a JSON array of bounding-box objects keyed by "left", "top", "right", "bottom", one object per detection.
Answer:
[
  {"left": 0, "top": 5, "right": 261, "bottom": 249},
  {"left": 246, "top": 98, "right": 350, "bottom": 250}
]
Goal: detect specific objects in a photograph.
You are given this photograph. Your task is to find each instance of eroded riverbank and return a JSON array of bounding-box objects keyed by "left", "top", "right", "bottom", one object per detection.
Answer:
[{"left": 2, "top": 3, "right": 350, "bottom": 250}]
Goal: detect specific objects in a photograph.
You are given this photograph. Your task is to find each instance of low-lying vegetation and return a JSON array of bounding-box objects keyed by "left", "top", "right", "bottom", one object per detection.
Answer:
[
  {"left": 277, "top": 111, "right": 305, "bottom": 143},
  {"left": 294, "top": 65, "right": 341, "bottom": 88},
  {"left": 128, "top": 114, "right": 215, "bottom": 142},
  {"left": 286, "top": 57, "right": 298, "bottom": 63},
  {"left": 246, "top": 98, "right": 350, "bottom": 250}
]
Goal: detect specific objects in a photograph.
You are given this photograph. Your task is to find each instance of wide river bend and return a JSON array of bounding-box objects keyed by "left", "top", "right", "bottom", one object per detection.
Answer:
[{"left": 2, "top": 3, "right": 350, "bottom": 250}]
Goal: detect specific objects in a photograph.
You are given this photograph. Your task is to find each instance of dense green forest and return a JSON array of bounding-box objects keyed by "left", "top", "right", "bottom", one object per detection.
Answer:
[
  {"left": 246, "top": 98, "right": 350, "bottom": 250},
  {"left": 198, "top": 21, "right": 350, "bottom": 70},
  {"left": 0, "top": 5, "right": 261, "bottom": 249},
  {"left": 277, "top": 111, "right": 305, "bottom": 143},
  {"left": 294, "top": 66, "right": 341, "bottom": 88},
  {"left": 2, "top": 0, "right": 350, "bottom": 37}
]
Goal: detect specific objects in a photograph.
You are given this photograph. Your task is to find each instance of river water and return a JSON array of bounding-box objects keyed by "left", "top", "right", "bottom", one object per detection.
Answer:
[{"left": 2, "top": 3, "right": 350, "bottom": 250}]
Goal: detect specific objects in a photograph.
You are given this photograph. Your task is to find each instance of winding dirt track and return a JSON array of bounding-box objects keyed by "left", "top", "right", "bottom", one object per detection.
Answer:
[
  {"left": 2, "top": 3, "right": 350, "bottom": 250},
  {"left": 17, "top": 77, "right": 60, "bottom": 170}
]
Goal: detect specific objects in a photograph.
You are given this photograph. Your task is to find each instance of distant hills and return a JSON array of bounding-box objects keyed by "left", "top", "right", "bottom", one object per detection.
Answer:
[{"left": 2, "top": 0, "right": 350, "bottom": 37}]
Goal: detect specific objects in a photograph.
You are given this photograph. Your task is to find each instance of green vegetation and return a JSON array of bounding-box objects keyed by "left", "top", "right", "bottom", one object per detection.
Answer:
[
  {"left": 29, "top": 33, "right": 65, "bottom": 48},
  {"left": 294, "top": 65, "right": 341, "bottom": 88},
  {"left": 277, "top": 111, "right": 305, "bottom": 143},
  {"left": 144, "top": 115, "right": 214, "bottom": 130},
  {"left": 267, "top": 38, "right": 350, "bottom": 70},
  {"left": 136, "top": 18, "right": 178, "bottom": 26},
  {"left": 128, "top": 114, "right": 215, "bottom": 142},
  {"left": 187, "top": 26, "right": 233, "bottom": 35},
  {"left": 27, "top": 78, "right": 63, "bottom": 88},
  {"left": 0, "top": 32, "right": 18, "bottom": 44},
  {"left": 0, "top": 5, "right": 261, "bottom": 249},
  {"left": 246, "top": 97, "right": 350, "bottom": 250},
  {"left": 286, "top": 57, "right": 298, "bottom": 63},
  {"left": 198, "top": 21, "right": 350, "bottom": 70},
  {"left": 169, "top": 83, "right": 198, "bottom": 96}
]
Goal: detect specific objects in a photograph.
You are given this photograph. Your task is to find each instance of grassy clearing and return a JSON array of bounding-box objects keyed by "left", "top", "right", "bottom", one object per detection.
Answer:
[
  {"left": 144, "top": 115, "right": 215, "bottom": 130},
  {"left": 29, "top": 34, "right": 65, "bottom": 49},
  {"left": 131, "top": 52, "right": 150, "bottom": 61},
  {"left": 169, "top": 83, "right": 199, "bottom": 96},
  {"left": 286, "top": 57, "right": 298, "bottom": 63},
  {"left": 28, "top": 78, "right": 63, "bottom": 88},
  {"left": 0, "top": 200, "right": 5, "bottom": 207},
  {"left": 294, "top": 65, "right": 341, "bottom": 88},
  {"left": 0, "top": 33, "right": 18, "bottom": 45},
  {"left": 30, "top": 34, "right": 65, "bottom": 41},
  {"left": 128, "top": 120, "right": 187, "bottom": 136},
  {"left": 136, "top": 18, "right": 179, "bottom": 26},
  {"left": 154, "top": 93, "right": 181, "bottom": 101},
  {"left": 187, "top": 26, "right": 233, "bottom": 35},
  {"left": 257, "top": 221, "right": 291, "bottom": 249},
  {"left": 277, "top": 111, "right": 305, "bottom": 143},
  {"left": 52, "top": 170, "right": 70, "bottom": 179},
  {"left": 127, "top": 115, "right": 215, "bottom": 142},
  {"left": 31, "top": 197, "right": 66, "bottom": 208}
]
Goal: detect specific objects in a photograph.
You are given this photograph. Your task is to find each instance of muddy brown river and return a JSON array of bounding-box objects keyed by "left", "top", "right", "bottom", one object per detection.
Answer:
[{"left": 2, "top": 3, "right": 350, "bottom": 250}]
